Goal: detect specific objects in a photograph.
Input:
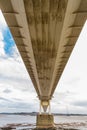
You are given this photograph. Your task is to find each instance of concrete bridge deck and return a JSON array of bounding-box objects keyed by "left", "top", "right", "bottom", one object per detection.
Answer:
[{"left": 0, "top": 0, "right": 87, "bottom": 128}]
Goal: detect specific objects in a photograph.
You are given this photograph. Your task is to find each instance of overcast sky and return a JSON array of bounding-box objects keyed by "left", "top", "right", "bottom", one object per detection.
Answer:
[{"left": 0, "top": 10, "right": 87, "bottom": 114}]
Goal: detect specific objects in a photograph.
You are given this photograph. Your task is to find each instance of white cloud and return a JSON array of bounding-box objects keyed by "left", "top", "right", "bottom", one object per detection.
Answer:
[
  {"left": 52, "top": 20, "right": 87, "bottom": 114},
  {"left": 0, "top": 10, "right": 7, "bottom": 30},
  {"left": 0, "top": 12, "right": 38, "bottom": 112},
  {"left": 0, "top": 31, "right": 6, "bottom": 57},
  {"left": 0, "top": 54, "right": 38, "bottom": 112},
  {"left": 0, "top": 31, "right": 3, "bottom": 40},
  {"left": 0, "top": 41, "right": 5, "bottom": 57}
]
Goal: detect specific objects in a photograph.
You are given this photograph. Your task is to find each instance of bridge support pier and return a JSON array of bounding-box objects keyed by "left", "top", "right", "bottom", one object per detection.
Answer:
[
  {"left": 36, "top": 114, "right": 54, "bottom": 128},
  {"left": 35, "top": 100, "right": 55, "bottom": 129}
]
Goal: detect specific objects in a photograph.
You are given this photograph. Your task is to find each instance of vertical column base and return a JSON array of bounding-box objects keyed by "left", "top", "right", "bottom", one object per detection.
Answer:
[{"left": 36, "top": 114, "right": 54, "bottom": 128}]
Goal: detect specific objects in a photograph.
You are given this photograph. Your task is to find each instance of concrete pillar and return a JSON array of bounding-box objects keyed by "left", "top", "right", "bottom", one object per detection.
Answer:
[
  {"left": 36, "top": 100, "right": 55, "bottom": 129},
  {"left": 36, "top": 114, "right": 54, "bottom": 128},
  {"left": 41, "top": 100, "right": 49, "bottom": 113},
  {"left": 39, "top": 101, "right": 41, "bottom": 114},
  {"left": 49, "top": 101, "right": 51, "bottom": 114}
]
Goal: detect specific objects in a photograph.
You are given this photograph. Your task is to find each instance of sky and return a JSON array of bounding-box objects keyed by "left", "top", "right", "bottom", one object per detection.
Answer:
[{"left": 0, "top": 10, "right": 87, "bottom": 114}]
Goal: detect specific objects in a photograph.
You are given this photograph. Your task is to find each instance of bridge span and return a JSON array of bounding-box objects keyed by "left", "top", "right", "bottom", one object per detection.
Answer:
[{"left": 0, "top": 0, "right": 87, "bottom": 128}]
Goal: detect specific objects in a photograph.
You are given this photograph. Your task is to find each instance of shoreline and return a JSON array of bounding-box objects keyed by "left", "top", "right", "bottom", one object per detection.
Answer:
[{"left": 0, "top": 122, "right": 87, "bottom": 130}]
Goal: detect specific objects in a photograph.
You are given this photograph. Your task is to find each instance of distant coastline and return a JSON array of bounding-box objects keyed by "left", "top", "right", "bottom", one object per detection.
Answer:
[{"left": 0, "top": 112, "right": 87, "bottom": 116}]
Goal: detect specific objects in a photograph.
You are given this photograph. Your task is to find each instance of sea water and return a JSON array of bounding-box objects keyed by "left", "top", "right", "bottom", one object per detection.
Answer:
[{"left": 0, "top": 114, "right": 87, "bottom": 129}]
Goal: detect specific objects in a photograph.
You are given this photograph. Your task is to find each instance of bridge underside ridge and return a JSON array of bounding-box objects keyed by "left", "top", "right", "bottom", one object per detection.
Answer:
[{"left": 0, "top": 0, "right": 87, "bottom": 104}]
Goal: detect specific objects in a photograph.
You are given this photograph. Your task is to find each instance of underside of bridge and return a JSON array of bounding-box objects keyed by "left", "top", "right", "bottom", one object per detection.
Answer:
[{"left": 0, "top": 0, "right": 87, "bottom": 128}]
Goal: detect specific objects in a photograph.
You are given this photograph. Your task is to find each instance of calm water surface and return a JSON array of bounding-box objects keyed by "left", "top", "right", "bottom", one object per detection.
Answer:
[{"left": 0, "top": 114, "right": 87, "bottom": 129}]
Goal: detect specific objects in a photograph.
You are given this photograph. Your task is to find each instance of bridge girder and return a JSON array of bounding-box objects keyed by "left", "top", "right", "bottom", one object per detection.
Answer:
[{"left": 0, "top": 0, "right": 87, "bottom": 104}]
